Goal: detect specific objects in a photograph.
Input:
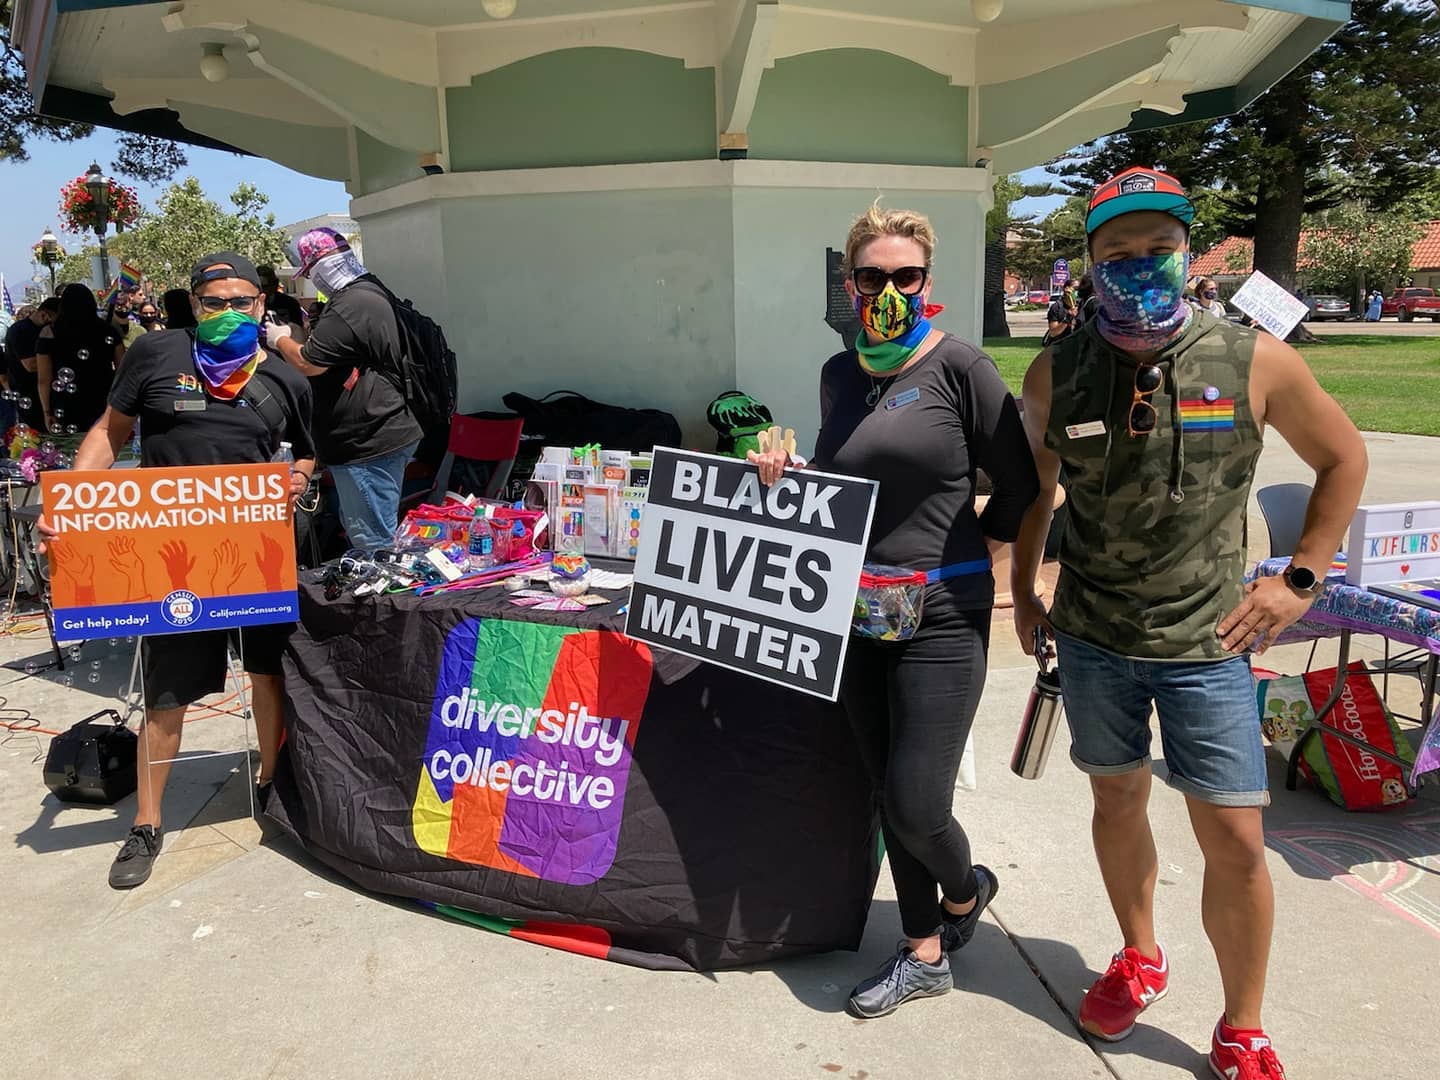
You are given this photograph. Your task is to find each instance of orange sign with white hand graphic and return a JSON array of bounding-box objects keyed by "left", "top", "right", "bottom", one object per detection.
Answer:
[{"left": 42, "top": 464, "right": 298, "bottom": 638}]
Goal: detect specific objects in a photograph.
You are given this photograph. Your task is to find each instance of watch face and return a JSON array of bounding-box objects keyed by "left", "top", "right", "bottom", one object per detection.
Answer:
[{"left": 1288, "top": 566, "right": 1317, "bottom": 591}]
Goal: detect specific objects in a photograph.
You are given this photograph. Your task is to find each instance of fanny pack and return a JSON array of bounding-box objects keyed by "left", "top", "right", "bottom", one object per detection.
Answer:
[{"left": 852, "top": 558, "right": 991, "bottom": 642}]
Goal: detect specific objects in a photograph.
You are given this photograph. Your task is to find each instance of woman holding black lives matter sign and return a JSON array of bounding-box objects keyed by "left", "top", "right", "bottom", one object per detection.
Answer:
[{"left": 749, "top": 204, "right": 1039, "bottom": 1019}]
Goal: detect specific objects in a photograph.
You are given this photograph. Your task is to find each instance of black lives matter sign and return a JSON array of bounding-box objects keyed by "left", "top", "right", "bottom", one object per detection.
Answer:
[{"left": 624, "top": 448, "right": 876, "bottom": 701}]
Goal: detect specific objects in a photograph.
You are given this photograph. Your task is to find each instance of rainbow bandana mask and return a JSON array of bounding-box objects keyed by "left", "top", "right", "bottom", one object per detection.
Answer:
[
  {"left": 193, "top": 309, "right": 263, "bottom": 399},
  {"left": 1093, "top": 252, "right": 1191, "bottom": 353}
]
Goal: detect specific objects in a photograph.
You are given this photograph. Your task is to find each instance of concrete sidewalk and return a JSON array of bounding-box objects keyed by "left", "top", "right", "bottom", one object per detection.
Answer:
[{"left": 2, "top": 433, "right": 1437, "bottom": 1079}]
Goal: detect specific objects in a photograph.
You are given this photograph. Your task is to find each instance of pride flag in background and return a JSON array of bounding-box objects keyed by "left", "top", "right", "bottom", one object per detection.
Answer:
[{"left": 101, "top": 262, "right": 142, "bottom": 307}]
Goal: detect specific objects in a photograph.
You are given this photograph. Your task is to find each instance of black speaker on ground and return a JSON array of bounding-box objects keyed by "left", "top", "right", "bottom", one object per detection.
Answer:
[{"left": 42, "top": 710, "right": 138, "bottom": 805}]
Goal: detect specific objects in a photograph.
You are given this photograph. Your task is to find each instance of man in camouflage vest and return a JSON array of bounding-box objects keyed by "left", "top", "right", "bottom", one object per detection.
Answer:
[{"left": 1010, "top": 167, "right": 1367, "bottom": 1080}]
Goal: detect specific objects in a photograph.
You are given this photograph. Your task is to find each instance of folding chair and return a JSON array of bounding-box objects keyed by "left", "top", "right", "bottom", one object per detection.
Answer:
[{"left": 402, "top": 414, "right": 525, "bottom": 511}]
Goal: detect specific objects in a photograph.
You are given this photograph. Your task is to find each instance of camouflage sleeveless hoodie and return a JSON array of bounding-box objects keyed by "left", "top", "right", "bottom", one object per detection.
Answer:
[{"left": 1045, "top": 312, "right": 1263, "bottom": 661}]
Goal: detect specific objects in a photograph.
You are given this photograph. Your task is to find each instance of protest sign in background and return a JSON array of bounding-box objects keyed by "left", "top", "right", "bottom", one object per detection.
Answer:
[
  {"left": 42, "top": 463, "right": 298, "bottom": 637},
  {"left": 625, "top": 448, "right": 876, "bottom": 701}
]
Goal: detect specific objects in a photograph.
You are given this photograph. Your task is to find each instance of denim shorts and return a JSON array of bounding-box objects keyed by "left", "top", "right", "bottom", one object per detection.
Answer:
[{"left": 1054, "top": 631, "right": 1269, "bottom": 807}]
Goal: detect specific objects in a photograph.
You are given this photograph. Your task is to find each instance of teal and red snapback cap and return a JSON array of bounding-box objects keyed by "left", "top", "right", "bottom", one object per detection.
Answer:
[{"left": 1086, "top": 167, "right": 1195, "bottom": 235}]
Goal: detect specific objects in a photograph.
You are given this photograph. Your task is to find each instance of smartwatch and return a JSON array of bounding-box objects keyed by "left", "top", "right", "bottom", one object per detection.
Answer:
[{"left": 1283, "top": 564, "right": 1323, "bottom": 593}]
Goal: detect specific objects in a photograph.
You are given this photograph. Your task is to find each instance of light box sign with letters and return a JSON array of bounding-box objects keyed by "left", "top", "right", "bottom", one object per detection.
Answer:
[
  {"left": 42, "top": 463, "right": 299, "bottom": 638},
  {"left": 624, "top": 448, "right": 877, "bottom": 701},
  {"left": 1345, "top": 501, "right": 1440, "bottom": 588}
]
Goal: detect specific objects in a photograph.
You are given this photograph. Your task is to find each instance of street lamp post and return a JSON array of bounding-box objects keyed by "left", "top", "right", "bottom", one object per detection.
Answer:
[
  {"left": 38, "top": 227, "right": 60, "bottom": 294},
  {"left": 84, "top": 161, "right": 112, "bottom": 289}
]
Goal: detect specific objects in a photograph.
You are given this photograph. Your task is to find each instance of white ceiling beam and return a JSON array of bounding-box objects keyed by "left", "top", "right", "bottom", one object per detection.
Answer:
[
  {"left": 769, "top": 5, "right": 976, "bottom": 86},
  {"left": 106, "top": 76, "right": 344, "bottom": 128},
  {"left": 716, "top": 0, "right": 779, "bottom": 137},
  {"left": 975, "top": 0, "right": 1248, "bottom": 84}
]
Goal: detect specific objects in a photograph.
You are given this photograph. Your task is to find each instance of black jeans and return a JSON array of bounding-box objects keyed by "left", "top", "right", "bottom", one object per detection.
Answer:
[{"left": 840, "top": 596, "right": 990, "bottom": 939}]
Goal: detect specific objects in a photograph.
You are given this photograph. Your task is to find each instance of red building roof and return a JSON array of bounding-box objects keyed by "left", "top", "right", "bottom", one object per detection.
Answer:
[{"left": 1189, "top": 221, "right": 1440, "bottom": 278}]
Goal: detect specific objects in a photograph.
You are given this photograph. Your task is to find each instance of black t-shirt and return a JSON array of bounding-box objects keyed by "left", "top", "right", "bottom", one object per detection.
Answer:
[
  {"left": 1046, "top": 300, "right": 1072, "bottom": 325},
  {"left": 37, "top": 321, "right": 124, "bottom": 432},
  {"left": 813, "top": 336, "right": 1039, "bottom": 609},
  {"left": 4, "top": 318, "right": 44, "bottom": 430},
  {"left": 266, "top": 290, "right": 307, "bottom": 328},
  {"left": 109, "top": 328, "right": 314, "bottom": 469},
  {"left": 299, "top": 276, "right": 421, "bottom": 465}
]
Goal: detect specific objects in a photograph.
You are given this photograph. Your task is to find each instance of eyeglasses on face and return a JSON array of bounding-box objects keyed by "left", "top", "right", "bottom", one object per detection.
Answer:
[
  {"left": 195, "top": 294, "right": 261, "bottom": 313},
  {"left": 1128, "top": 364, "right": 1163, "bottom": 436},
  {"left": 851, "top": 265, "right": 929, "bottom": 297}
]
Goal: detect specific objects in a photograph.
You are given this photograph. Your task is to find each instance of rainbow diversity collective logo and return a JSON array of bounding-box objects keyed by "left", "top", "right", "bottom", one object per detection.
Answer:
[{"left": 411, "top": 617, "right": 653, "bottom": 885}]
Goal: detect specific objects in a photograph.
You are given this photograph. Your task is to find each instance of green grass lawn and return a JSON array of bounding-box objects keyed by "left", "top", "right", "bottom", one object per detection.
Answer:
[{"left": 982, "top": 334, "right": 1440, "bottom": 436}]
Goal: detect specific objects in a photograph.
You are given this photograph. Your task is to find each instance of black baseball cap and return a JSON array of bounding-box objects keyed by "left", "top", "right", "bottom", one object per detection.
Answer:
[{"left": 190, "top": 252, "right": 262, "bottom": 291}]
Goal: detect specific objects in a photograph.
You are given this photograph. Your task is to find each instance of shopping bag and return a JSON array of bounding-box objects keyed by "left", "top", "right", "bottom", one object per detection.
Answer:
[{"left": 1254, "top": 662, "right": 1414, "bottom": 810}]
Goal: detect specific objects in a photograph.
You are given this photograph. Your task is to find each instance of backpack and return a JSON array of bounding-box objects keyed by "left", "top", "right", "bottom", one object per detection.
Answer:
[
  {"left": 500, "top": 389, "right": 681, "bottom": 452},
  {"left": 706, "top": 390, "right": 773, "bottom": 458},
  {"left": 358, "top": 278, "right": 458, "bottom": 431}
]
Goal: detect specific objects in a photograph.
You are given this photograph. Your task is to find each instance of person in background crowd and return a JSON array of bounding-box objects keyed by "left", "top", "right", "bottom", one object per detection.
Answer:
[
  {"left": 136, "top": 298, "right": 165, "bottom": 332},
  {"left": 1045, "top": 281, "right": 1077, "bottom": 345},
  {"left": 36, "top": 284, "right": 125, "bottom": 433},
  {"left": 163, "top": 287, "right": 198, "bottom": 330},
  {"left": 750, "top": 203, "right": 1039, "bottom": 1019},
  {"left": 269, "top": 227, "right": 421, "bottom": 550},
  {"left": 106, "top": 287, "right": 147, "bottom": 350},
  {"left": 1074, "top": 272, "right": 1100, "bottom": 328},
  {"left": 1365, "top": 289, "right": 1383, "bottom": 322},
  {"left": 4, "top": 297, "right": 60, "bottom": 432},
  {"left": 257, "top": 264, "right": 307, "bottom": 335},
  {"left": 1011, "top": 166, "right": 1367, "bottom": 1080},
  {"left": 40, "top": 253, "right": 315, "bottom": 889},
  {"left": 1193, "top": 277, "right": 1226, "bottom": 318}
]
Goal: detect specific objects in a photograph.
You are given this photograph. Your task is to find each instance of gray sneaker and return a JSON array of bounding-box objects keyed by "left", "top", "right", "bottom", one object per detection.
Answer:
[
  {"left": 108, "top": 825, "right": 163, "bottom": 889},
  {"left": 846, "top": 943, "right": 952, "bottom": 1019},
  {"left": 942, "top": 864, "right": 999, "bottom": 952}
]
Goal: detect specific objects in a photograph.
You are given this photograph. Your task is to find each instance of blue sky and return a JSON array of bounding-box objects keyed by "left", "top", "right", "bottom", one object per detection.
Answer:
[{"left": 2, "top": 131, "right": 346, "bottom": 304}]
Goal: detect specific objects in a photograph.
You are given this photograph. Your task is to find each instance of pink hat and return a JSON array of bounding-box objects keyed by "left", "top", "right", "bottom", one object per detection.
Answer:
[{"left": 291, "top": 227, "right": 351, "bottom": 278}]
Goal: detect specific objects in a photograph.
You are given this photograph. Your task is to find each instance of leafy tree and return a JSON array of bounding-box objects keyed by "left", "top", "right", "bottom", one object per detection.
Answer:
[
  {"left": 983, "top": 173, "right": 1058, "bottom": 335},
  {"left": 120, "top": 178, "right": 288, "bottom": 290},
  {"left": 1053, "top": 1, "right": 1440, "bottom": 294},
  {"left": 1299, "top": 204, "right": 1422, "bottom": 302},
  {"left": 1, "top": 0, "right": 187, "bottom": 180}
]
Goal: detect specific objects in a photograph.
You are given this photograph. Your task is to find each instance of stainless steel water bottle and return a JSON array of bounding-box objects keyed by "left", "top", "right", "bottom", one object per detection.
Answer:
[{"left": 1010, "top": 627, "right": 1064, "bottom": 780}]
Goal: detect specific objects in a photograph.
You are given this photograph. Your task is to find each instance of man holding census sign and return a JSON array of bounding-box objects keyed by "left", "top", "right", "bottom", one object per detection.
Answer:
[{"left": 40, "top": 252, "right": 316, "bottom": 890}]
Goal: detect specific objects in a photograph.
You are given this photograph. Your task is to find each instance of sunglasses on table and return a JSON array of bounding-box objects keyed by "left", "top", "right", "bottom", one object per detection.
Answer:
[
  {"left": 1128, "top": 364, "right": 1164, "bottom": 436},
  {"left": 851, "top": 265, "right": 929, "bottom": 297},
  {"left": 195, "top": 294, "right": 261, "bottom": 313}
]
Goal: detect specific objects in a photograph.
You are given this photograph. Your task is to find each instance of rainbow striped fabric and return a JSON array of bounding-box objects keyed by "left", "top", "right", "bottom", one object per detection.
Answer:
[
  {"left": 102, "top": 263, "right": 142, "bottom": 307},
  {"left": 1178, "top": 397, "right": 1235, "bottom": 431}
]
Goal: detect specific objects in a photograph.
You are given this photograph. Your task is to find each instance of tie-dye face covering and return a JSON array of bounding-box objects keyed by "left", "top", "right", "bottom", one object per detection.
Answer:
[{"left": 1093, "top": 251, "right": 1192, "bottom": 352}]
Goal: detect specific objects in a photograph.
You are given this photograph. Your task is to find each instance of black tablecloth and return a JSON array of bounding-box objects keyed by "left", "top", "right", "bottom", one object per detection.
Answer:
[{"left": 267, "top": 571, "right": 881, "bottom": 970}]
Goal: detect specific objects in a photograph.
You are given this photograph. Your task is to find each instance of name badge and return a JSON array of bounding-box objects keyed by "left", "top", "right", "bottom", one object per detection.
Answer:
[
  {"left": 885, "top": 387, "right": 921, "bottom": 411},
  {"left": 174, "top": 399, "right": 207, "bottom": 412},
  {"left": 1065, "top": 420, "right": 1105, "bottom": 438}
]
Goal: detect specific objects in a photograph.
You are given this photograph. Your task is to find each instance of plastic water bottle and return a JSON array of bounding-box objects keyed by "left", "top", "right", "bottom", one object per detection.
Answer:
[
  {"left": 469, "top": 511, "right": 495, "bottom": 568},
  {"left": 272, "top": 441, "right": 294, "bottom": 465}
]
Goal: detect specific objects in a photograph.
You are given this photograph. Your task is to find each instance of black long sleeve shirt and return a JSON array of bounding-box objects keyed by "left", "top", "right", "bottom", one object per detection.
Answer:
[{"left": 813, "top": 335, "right": 1040, "bottom": 609}]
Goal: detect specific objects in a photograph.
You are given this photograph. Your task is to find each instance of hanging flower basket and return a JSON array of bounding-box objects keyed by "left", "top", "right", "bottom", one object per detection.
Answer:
[
  {"left": 58, "top": 175, "right": 142, "bottom": 235},
  {"left": 31, "top": 238, "right": 68, "bottom": 265}
]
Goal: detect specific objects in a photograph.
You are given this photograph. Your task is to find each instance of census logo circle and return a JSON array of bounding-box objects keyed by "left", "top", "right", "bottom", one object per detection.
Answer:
[{"left": 161, "top": 590, "right": 202, "bottom": 628}]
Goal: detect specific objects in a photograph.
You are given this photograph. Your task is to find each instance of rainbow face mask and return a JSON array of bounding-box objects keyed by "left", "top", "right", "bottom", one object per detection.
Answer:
[
  {"left": 193, "top": 309, "right": 262, "bottom": 399},
  {"left": 1093, "top": 252, "right": 1191, "bottom": 352},
  {"left": 856, "top": 283, "right": 925, "bottom": 342}
]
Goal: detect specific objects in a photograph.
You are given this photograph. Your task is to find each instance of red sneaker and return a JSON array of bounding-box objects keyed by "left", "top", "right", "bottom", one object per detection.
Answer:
[
  {"left": 1079, "top": 944, "right": 1169, "bottom": 1041},
  {"left": 1210, "top": 1019, "right": 1287, "bottom": 1079}
]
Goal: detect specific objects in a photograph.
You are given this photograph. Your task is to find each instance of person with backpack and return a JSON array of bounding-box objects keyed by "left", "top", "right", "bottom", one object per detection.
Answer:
[
  {"left": 38, "top": 252, "right": 315, "bottom": 888},
  {"left": 269, "top": 227, "right": 424, "bottom": 549}
]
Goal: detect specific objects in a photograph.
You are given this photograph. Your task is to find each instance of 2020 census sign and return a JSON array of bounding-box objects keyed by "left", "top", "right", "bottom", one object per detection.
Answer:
[{"left": 411, "top": 617, "right": 653, "bottom": 885}]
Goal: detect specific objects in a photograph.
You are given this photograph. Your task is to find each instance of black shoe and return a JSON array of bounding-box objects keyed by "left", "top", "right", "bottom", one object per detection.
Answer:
[
  {"left": 942, "top": 864, "right": 999, "bottom": 952},
  {"left": 846, "top": 943, "right": 951, "bottom": 1019},
  {"left": 108, "top": 825, "right": 163, "bottom": 889}
]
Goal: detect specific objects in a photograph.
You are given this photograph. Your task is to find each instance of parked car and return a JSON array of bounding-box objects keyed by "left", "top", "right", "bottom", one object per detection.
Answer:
[
  {"left": 1381, "top": 287, "right": 1440, "bottom": 322},
  {"left": 1307, "top": 295, "right": 1351, "bottom": 322},
  {"left": 1028, "top": 290, "right": 1049, "bottom": 304}
]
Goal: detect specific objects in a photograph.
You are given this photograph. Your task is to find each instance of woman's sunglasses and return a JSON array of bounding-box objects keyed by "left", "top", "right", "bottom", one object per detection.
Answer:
[
  {"left": 851, "top": 266, "right": 929, "bottom": 297},
  {"left": 1128, "top": 364, "right": 1163, "bottom": 436},
  {"left": 196, "top": 294, "right": 260, "bottom": 313}
]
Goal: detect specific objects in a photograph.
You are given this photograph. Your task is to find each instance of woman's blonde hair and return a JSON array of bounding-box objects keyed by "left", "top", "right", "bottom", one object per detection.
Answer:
[{"left": 844, "top": 201, "right": 937, "bottom": 271}]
